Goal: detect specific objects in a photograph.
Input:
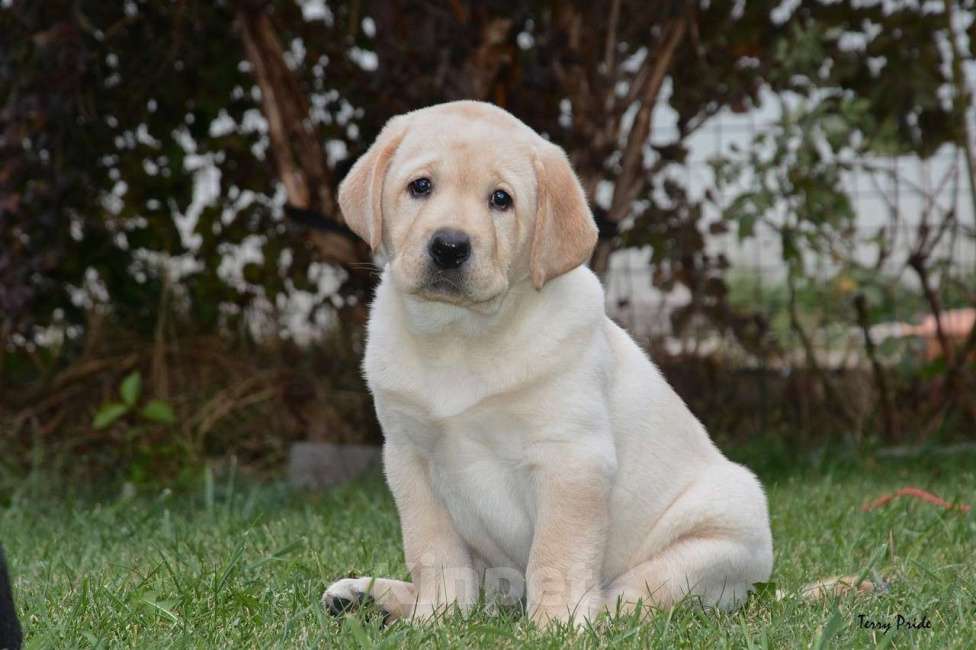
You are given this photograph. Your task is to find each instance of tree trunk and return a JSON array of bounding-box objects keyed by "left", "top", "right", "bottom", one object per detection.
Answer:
[
  {"left": 591, "top": 16, "right": 688, "bottom": 275},
  {"left": 235, "top": 3, "right": 374, "bottom": 322}
]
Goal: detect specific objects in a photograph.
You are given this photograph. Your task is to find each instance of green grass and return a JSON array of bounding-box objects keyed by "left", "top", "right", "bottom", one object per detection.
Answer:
[{"left": 2, "top": 449, "right": 974, "bottom": 649}]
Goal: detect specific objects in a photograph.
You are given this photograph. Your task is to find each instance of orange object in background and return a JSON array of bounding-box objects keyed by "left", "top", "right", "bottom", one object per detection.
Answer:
[
  {"left": 862, "top": 486, "right": 972, "bottom": 513},
  {"left": 896, "top": 308, "right": 976, "bottom": 360}
]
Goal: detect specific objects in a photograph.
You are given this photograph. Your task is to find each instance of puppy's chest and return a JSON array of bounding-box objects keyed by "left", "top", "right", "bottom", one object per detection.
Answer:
[
  {"left": 368, "top": 344, "right": 546, "bottom": 441},
  {"left": 377, "top": 388, "right": 538, "bottom": 567},
  {"left": 378, "top": 380, "right": 533, "bottom": 457},
  {"left": 426, "top": 427, "right": 536, "bottom": 568},
  {"left": 369, "top": 353, "right": 528, "bottom": 424}
]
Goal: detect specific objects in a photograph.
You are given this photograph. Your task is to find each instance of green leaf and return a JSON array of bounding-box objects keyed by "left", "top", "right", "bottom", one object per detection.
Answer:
[
  {"left": 120, "top": 371, "right": 142, "bottom": 406},
  {"left": 738, "top": 212, "right": 757, "bottom": 239},
  {"left": 140, "top": 399, "right": 176, "bottom": 424},
  {"left": 93, "top": 402, "right": 130, "bottom": 429}
]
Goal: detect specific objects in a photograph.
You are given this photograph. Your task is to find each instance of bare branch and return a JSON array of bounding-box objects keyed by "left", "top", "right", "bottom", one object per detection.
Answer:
[
  {"left": 608, "top": 17, "right": 688, "bottom": 223},
  {"left": 603, "top": 0, "right": 621, "bottom": 75},
  {"left": 907, "top": 252, "right": 951, "bottom": 361},
  {"left": 787, "top": 267, "right": 854, "bottom": 425},
  {"left": 854, "top": 293, "right": 895, "bottom": 438},
  {"left": 235, "top": 2, "right": 372, "bottom": 316}
]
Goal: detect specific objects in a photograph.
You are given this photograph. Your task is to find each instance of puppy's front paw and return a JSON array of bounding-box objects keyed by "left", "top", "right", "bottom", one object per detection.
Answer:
[
  {"left": 323, "top": 577, "right": 391, "bottom": 622},
  {"left": 530, "top": 603, "right": 580, "bottom": 630},
  {"left": 529, "top": 595, "right": 603, "bottom": 630}
]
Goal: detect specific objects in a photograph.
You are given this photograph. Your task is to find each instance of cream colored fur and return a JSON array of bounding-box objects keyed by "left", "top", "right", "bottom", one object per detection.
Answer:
[{"left": 323, "top": 101, "right": 773, "bottom": 627}]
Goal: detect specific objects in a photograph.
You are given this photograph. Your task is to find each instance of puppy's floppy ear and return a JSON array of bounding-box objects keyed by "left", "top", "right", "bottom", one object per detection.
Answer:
[
  {"left": 530, "top": 142, "right": 599, "bottom": 289},
  {"left": 338, "top": 116, "right": 407, "bottom": 251}
]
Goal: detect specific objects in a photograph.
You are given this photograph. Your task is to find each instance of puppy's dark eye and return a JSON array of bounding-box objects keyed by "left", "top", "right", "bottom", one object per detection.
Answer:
[
  {"left": 489, "top": 189, "right": 512, "bottom": 211},
  {"left": 408, "top": 177, "right": 432, "bottom": 197}
]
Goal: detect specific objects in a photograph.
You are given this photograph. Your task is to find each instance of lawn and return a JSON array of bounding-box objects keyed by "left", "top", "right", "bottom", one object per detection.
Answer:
[{"left": 1, "top": 447, "right": 974, "bottom": 649}]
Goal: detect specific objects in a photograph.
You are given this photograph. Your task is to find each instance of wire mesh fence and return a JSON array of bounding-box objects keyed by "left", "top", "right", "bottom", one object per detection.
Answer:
[{"left": 604, "top": 96, "right": 976, "bottom": 439}]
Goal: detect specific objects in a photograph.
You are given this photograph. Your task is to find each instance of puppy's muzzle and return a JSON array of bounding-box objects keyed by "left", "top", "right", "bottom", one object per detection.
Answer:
[{"left": 428, "top": 228, "right": 471, "bottom": 270}]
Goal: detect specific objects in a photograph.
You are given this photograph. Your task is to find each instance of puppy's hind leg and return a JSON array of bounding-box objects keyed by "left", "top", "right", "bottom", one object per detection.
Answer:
[{"left": 603, "top": 535, "right": 771, "bottom": 615}]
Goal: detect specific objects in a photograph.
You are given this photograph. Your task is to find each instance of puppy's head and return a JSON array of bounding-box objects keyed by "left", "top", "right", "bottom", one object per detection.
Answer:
[{"left": 339, "top": 101, "right": 597, "bottom": 307}]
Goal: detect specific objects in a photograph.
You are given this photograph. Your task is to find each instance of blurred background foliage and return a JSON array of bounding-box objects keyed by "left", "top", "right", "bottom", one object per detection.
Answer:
[{"left": 1, "top": 0, "right": 974, "bottom": 482}]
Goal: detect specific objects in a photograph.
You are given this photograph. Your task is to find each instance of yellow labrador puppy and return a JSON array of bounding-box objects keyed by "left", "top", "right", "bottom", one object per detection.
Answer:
[{"left": 323, "top": 101, "right": 773, "bottom": 626}]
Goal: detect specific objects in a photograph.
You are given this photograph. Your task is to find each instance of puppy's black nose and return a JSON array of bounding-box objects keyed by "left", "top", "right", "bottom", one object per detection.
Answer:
[{"left": 428, "top": 229, "right": 471, "bottom": 270}]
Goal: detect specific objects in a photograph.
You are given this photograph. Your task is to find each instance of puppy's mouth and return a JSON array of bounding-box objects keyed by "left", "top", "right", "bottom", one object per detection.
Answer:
[
  {"left": 409, "top": 269, "right": 506, "bottom": 310},
  {"left": 419, "top": 270, "right": 468, "bottom": 301},
  {"left": 390, "top": 255, "right": 508, "bottom": 310}
]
